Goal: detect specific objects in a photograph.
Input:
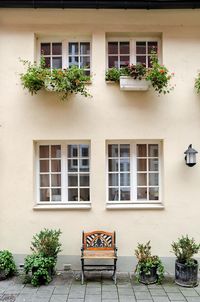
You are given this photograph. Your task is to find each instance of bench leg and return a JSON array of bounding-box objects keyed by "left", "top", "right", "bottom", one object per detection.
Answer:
[
  {"left": 113, "top": 259, "right": 117, "bottom": 285},
  {"left": 81, "top": 259, "right": 84, "bottom": 285}
]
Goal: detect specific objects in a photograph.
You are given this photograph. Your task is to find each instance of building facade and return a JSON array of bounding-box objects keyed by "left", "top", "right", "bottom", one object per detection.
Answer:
[{"left": 1, "top": 2, "right": 200, "bottom": 272}]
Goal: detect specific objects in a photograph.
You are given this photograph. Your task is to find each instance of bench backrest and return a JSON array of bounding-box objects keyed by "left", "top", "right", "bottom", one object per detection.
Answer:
[{"left": 82, "top": 230, "right": 115, "bottom": 250}]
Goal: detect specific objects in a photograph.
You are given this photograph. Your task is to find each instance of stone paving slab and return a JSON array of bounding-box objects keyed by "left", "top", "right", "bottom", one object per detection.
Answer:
[{"left": 0, "top": 272, "right": 200, "bottom": 302}]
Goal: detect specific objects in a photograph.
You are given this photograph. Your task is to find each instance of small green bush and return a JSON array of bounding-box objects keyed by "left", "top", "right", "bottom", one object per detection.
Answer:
[{"left": 0, "top": 250, "right": 17, "bottom": 279}]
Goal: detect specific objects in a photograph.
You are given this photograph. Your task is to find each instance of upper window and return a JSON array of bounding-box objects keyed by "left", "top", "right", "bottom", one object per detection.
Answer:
[
  {"left": 107, "top": 38, "right": 159, "bottom": 69},
  {"left": 37, "top": 142, "right": 90, "bottom": 205},
  {"left": 39, "top": 40, "right": 91, "bottom": 74},
  {"left": 107, "top": 141, "right": 161, "bottom": 204}
]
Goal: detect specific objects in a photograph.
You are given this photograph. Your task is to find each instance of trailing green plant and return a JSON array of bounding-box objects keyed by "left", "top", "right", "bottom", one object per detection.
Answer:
[
  {"left": 30, "top": 228, "right": 62, "bottom": 260},
  {"left": 20, "top": 58, "right": 91, "bottom": 101},
  {"left": 171, "top": 235, "right": 200, "bottom": 266},
  {"left": 0, "top": 250, "right": 17, "bottom": 279},
  {"left": 24, "top": 253, "right": 55, "bottom": 286},
  {"left": 105, "top": 67, "right": 121, "bottom": 82},
  {"left": 195, "top": 73, "right": 200, "bottom": 93},
  {"left": 135, "top": 241, "right": 164, "bottom": 284},
  {"left": 146, "top": 53, "right": 174, "bottom": 94}
]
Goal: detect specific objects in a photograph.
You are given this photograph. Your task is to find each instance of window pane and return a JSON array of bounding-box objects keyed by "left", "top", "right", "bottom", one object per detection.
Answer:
[
  {"left": 137, "top": 144, "right": 147, "bottom": 157},
  {"left": 120, "top": 42, "right": 129, "bottom": 54},
  {"left": 149, "top": 187, "right": 159, "bottom": 200},
  {"left": 80, "top": 145, "right": 89, "bottom": 157},
  {"left": 120, "top": 159, "right": 130, "bottom": 172},
  {"left": 41, "top": 43, "right": 50, "bottom": 55},
  {"left": 120, "top": 56, "right": 130, "bottom": 67},
  {"left": 52, "top": 57, "right": 62, "bottom": 69},
  {"left": 68, "top": 145, "right": 78, "bottom": 158},
  {"left": 68, "top": 174, "right": 78, "bottom": 187},
  {"left": 149, "top": 173, "right": 159, "bottom": 186},
  {"left": 44, "top": 57, "right": 50, "bottom": 68},
  {"left": 120, "top": 173, "right": 130, "bottom": 186},
  {"left": 80, "top": 56, "right": 90, "bottom": 69},
  {"left": 40, "top": 175, "right": 49, "bottom": 187},
  {"left": 68, "top": 159, "right": 78, "bottom": 172},
  {"left": 137, "top": 159, "right": 146, "bottom": 171},
  {"left": 68, "top": 188, "right": 78, "bottom": 201},
  {"left": 52, "top": 43, "right": 62, "bottom": 55},
  {"left": 69, "top": 43, "right": 78, "bottom": 55},
  {"left": 51, "top": 160, "right": 61, "bottom": 172},
  {"left": 51, "top": 145, "right": 61, "bottom": 158},
  {"left": 80, "top": 42, "right": 90, "bottom": 55},
  {"left": 136, "top": 56, "right": 146, "bottom": 66},
  {"left": 109, "top": 188, "right": 118, "bottom": 201},
  {"left": 108, "top": 42, "right": 118, "bottom": 54},
  {"left": 137, "top": 188, "right": 147, "bottom": 200},
  {"left": 39, "top": 146, "right": 49, "bottom": 158},
  {"left": 80, "top": 174, "right": 90, "bottom": 187},
  {"left": 148, "top": 144, "right": 159, "bottom": 157},
  {"left": 109, "top": 159, "right": 118, "bottom": 172},
  {"left": 52, "top": 188, "right": 61, "bottom": 201},
  {"left": 108, "top": 56, "right": 118, "bottom": 68},
  {"left": 69, "top": 56, "right": 79, "bottom": 67},
  {"left": 80, "top": 188, "right": 90, "bottom": 201},
  {"left": 109, "top": 174, "right": 118, "bottom": 186},
  {"left": 120, "top": 144, "right": 130, "bottom": 157},
  {"left": 136, "top": 41, "right": 146, "bottom": 54},
  {"left": 137, "top": 173, "right": 147, "bottom": 186},
  {"left": 149, "top": 159, "right": 159, "bottom": 171},
  {"left": 120, "top": 188, "right": 130, "bottom": 201},
  {"left": 79, "top": 159, "right": 89, "bottom": 172},
  {"left": 108, "top": 144, "right": 118, "bottom": 157},
  {"left": 40, "top": 189, "right": 50, "bottom": 201},
  {"left": 51, "top": 174, "right": 61, "bottom": 187},
  {"left": 148, "top": 41, "right": 158, "bottom": 54},
  {"left": 40, "top": 160, "right": 49, "bottom": 172}
]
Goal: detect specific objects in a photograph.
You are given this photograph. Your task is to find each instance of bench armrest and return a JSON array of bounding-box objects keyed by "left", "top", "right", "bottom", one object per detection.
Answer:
[
  {"left": 81, "top": 246, "right": 84, "bottom": 257},
  {"left": 114, "top": 246, "right": 118, "bottom": 257}
]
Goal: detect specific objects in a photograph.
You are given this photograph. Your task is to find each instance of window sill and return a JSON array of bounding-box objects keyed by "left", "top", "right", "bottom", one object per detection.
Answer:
[
  {"left": 33, "top": 203, "right": 91, "bottom": 210},
  {"left": 106, "top": 203, "right": 164, "bottom": 210}
]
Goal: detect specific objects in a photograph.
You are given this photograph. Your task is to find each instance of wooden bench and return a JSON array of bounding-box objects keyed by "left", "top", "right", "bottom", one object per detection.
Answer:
[{"left": 81, "top": 230, "right": 117, "bottom": 284}]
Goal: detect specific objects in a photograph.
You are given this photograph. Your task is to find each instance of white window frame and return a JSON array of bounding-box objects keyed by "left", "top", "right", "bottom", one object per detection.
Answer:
[
  {"left": 106, "top": 140, "right": 163, "bottom": 208},
  {"left": 106, "top": 37, "right": 161, "bottom": 69},
  {"left": 36, "top": 36, "right": 92, "bottom": 74},
  {"left": 35, "top": 140, "right": 91, "bottom": 209}
]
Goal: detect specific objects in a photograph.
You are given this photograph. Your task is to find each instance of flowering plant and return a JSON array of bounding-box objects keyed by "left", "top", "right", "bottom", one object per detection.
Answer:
[{"left": 20, "top": 58, "right": 91, "bottom": 101}]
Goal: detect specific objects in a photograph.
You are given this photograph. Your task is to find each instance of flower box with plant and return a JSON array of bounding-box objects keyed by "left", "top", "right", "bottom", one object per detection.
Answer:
[
  {"left": 24, "top": 228, "right": 62, "bottom": 286},
  {"left": 105, "top": 53, "right": 174, "bottom": 94},
  {"left": 20, "top": 58, "right": 91, "bottom": 101},
  {"left": 171, "top": 235, "right": 200, "bottom": 287},
  {"left": 135, "top": 241, "right": 164, "bottom": 285},
  {"left": 0, "top": 250, "right": 16, "bottom": 280}
]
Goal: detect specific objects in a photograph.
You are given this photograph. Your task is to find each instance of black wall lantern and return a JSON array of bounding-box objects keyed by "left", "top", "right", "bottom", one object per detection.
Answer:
[{"left": 184, "top": 144, "right": 198, "bottom": 167}]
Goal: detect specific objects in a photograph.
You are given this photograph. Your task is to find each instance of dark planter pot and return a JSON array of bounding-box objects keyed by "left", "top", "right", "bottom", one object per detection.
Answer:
[
  {"left": 0, "top": 269, "right": 7, "bottom": 280},
  {"left": 139, "top": 266, "right": 158, "bottom": 285},
  {"left": 175, "top": 259, "right": 198, "bottom": 287}
]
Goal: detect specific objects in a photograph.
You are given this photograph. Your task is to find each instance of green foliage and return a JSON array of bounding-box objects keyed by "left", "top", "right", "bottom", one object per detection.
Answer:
[
  {"left": 31, "top": 228, "right": 62, "bottom": 260},
  {"left": 106, "top": 54, "right": 174, "bottom": 95},
  {"left": 0, "top": 250, "right": 17, "bottom": 278},
  {"left": 20, "top": 58, "right": 91, "bottom": 101},
  {"left": 146, "top": 53, "right": 174, "bottom": 94},
  {"left": 135, "top": 241, "right": 164, "bottom": 284},
  {"left": 171, "top": 235, "right": 200, "bottom": 266},
  {"left": 24, "top": 254, "right": 55, "bottom": 286},
  {"left": 195, "top": 73, "right": 200, "bottom": 93}
]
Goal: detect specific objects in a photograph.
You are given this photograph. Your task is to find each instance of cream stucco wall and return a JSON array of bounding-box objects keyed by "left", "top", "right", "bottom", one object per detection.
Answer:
[{"left": 1, "top": 8, "right": 200, "bottom": 270}]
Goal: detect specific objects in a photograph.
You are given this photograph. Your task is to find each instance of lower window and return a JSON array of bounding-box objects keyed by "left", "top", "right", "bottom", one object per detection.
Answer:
[
  {"left": 107, "top": 141, "right": 161, "bottom": 203},
  {"left": 37, "top": 141, "right": 90, "bottom": 204}
]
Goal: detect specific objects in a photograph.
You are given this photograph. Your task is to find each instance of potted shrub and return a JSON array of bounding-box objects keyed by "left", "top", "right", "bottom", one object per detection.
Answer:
[
  {"left": 171, "top": 235, "right": 200, "bottom": 287},
  {"left": 20, "top": 58, "right": 91, "bottom": 101},
  {"left": 24, "top": 228, "right": 62, "bottom": 286},
  {"left": 0, "top": 250, "right": 17, "bottom": 280},
  {"left": 135, "top": 241, "right": 164, "bottom": 285}
]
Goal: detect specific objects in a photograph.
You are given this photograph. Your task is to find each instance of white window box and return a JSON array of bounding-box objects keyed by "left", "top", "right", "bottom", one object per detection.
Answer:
[{"left": 120, "top": 76, "right": 150, "bottom": 91}]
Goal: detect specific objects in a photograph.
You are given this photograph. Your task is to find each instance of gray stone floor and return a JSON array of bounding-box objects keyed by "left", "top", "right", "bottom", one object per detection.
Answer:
[{"left": 0, "top": 272, "right": 200, "bottom": 302}]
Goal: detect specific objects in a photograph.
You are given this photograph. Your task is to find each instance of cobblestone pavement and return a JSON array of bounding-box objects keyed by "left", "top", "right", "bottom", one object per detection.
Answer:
[{"left": 0, "top": 272, "right": 200, "bottom": 302}]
